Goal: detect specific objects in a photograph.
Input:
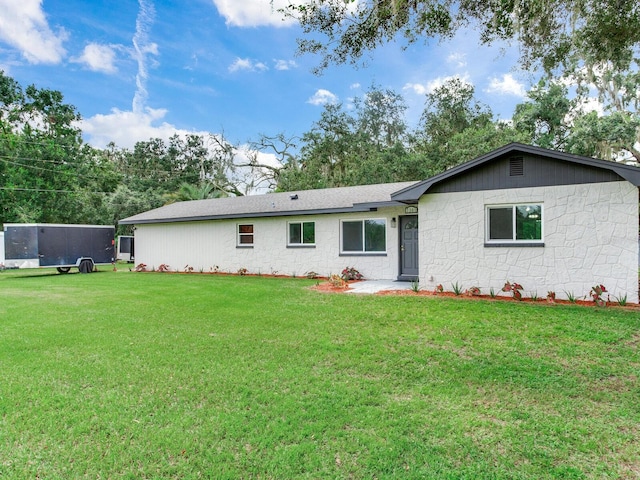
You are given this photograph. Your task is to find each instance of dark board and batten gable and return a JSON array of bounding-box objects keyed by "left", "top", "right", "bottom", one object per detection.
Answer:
[{"left": 391, "top": 143, "right": 640, "bottom": 202}]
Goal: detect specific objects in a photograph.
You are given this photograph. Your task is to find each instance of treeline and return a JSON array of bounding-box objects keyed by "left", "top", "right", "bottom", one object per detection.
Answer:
[{"left": 1, "top": 69, "right": 638, "bottom": 233}]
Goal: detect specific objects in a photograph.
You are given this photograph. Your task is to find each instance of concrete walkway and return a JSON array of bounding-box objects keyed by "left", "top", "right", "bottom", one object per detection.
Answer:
[{"left": 345, "top": 279, "right": 415, "bottom": 294}]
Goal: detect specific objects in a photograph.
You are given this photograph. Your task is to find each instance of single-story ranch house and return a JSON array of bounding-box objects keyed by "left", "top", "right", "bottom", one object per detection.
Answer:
[{"left": 120, "top": 143, "right": 640, "bottom": 303}]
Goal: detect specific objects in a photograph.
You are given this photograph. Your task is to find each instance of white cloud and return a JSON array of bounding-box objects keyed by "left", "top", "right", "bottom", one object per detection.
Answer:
[
  {"left": 447, "top": 52, "right": 467, "bottom": 68},
  {"left": 403, "top": 74, "right": 471, "bottom": 96},
  {"left": 307, "top": 89, "right": 338, "bottom": 106},
  {"left": 485, "top": 74, "right": 526, "bottom": 97},
  {"left": 350, "top": 83, "right": 361, "bottom": 90},
  {"left": 274, "top": 59, "right": 297, "bottom": 71},
  {"left": 575, "top": 97, "right": 605, "bottom": 116},
  {"left": 71, "top": 43, "right": 118, "bottom": 74},
  {"left": 212, "top": 0, "right": 294, "bottom": 27},
  {"left": 228, "top": 57, "right": 268, "bottom": 73},
  {"left": 80, "top": 107, "right": 184, "bottom": 149},
  {"left": 0, "top": 0, "right": 67, "bottom": 63}
]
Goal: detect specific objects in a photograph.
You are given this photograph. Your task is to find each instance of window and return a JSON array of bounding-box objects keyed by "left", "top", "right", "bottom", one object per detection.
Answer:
[
  {"left": 341, "top": 219, "right": 386, "bottom": 253},
  {"left": 237, "top": 224, "right": 254, "bottom": 246},
  {"left": 288, "top": 221, "right": 315, "bottom": 246},
  {"left": 486, "top": 204, "right": 542, "bottom": 243}
]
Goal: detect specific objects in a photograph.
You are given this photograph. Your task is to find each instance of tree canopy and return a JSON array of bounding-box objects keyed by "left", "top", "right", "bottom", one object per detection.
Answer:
[
  {"left": 0, "top": 69, "right": 637, "bottom": 230},
  {"left": 283, "top": 0, "right": 640, "bottom": 74}
]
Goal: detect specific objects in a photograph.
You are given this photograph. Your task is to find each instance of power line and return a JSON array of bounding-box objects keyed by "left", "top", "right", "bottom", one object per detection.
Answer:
[{"left": 2, "top": 186, "right": 81, "bottom": 194}]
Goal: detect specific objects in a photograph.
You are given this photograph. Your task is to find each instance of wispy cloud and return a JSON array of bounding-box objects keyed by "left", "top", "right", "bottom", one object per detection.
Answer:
[
  {"left": 228, "top": 57, "right": 268, "bottom": 73},
  {"left": 71, "top": 43, "right": 118, "bottom": 74},
  {"left": 212, "top": 0, "right": 294, "bottom": 27},
  {"left": 274, "top": 59, "right": 297, "bottom": 71},
  {"left": 0, "top": 0, "right": 67, "bottom": 63},
  {"left": 447, "top": 52, "right": 467, "bottom": 68},
  {"left": 485, "top": 74, "right": 526, "bottom": 97},
  {"left": 132, "top": 0, "right": 159, "bottom": 114},
  {"left": 307, "top": 89, "right": 338, "bottom": 106},
  {"left": 403, "top": 74, "right": 472, "bottom": 96}
]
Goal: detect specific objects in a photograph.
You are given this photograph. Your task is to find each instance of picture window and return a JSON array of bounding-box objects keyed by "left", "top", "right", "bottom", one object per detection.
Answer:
[{"left": 341, "top": 219, "right": 386, "bottom": 253}]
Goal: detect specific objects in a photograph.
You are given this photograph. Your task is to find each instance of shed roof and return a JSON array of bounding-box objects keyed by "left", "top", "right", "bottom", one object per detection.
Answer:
[
  {"left": 119, "top": 181, "right": 417, "bottom": 225},
  {"left": 391, "top": 143, "right": 640, "bottom": 202}
]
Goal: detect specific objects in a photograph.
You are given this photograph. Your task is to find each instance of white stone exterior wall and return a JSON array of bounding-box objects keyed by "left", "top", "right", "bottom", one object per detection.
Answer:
[
  {"left": 134, "top": 207, "right": 407, "bottom": 279},
  {"left": 418, "top": 181, "right": 639, "bottom": 303}
]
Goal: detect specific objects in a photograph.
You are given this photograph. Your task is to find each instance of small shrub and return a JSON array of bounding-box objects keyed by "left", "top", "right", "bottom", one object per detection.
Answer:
[
  {"left": 305, "top": 271, "right": 319, "bottom": 279},
  {"left": 589, "top": 284, "right": 607, "bottom": 307},
  {"left": 502, "top": 281, "right": 523, "bottom": 301},
  {"left": 341, "top": 267, "right": 363, "bottom": 281},
  {"left": 529, "top": 292, "right": 539, "bottom": 301},
  {"left": 184, "top": 265, "right": 194, "bottom": 273},
  {"left": 158, "top": 264, "right": 170, "bottom": 273},
  {"left": 564, "top": 291, "right": 577, "bottom": 303},
  {"left": 211, "top": 265, "right": 220, "bottom": 273},
  {"left": 546, "top": 291, "right": 556, "bottom": 303},
  {"left": 451, "top": 282, "right": 463, "bottom": 296},
  {"left": 410, "top": 279, "right": 420, "bottom": 293},
  {"left": 329, "top": 274, "right": 347, "bottom": 288},
  {"left": 466, "top": 286, "right": 481, "bottom": 296},
  {"left": 434, "top": 284, "right": 444, "bottom": 294},
  {"left": 134, "top": 263, "right": 147, "bottom": 272},
  {"left": 489, "top": 287, "right": 496, "bottom": 298},
  {"left": 237, "top": 267, "right": 248, "bottom": 276}
]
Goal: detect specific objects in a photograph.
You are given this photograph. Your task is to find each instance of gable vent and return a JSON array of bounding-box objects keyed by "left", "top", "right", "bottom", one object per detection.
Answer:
[{"left": 509, "top": 156, "right": 524, "bottom": 176}]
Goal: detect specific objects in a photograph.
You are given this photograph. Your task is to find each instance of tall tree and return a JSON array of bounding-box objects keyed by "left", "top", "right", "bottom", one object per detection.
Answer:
[
  {"left": 352, "top": 85, "right": 408, "bottom": 147},
  {"left": 0, "top": 71, "right": 91, "bottom": 224},
  {"left": 513, "top": 79, "right": 573, "bottom": 150},
  {"left": 413, "top": 78, "right": 526, "bottom": 173}
]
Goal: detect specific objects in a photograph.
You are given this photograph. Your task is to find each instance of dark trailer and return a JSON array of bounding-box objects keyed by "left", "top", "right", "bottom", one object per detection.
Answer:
[{"left": 3, "top": 223, "right": 115, "bottom": 273}]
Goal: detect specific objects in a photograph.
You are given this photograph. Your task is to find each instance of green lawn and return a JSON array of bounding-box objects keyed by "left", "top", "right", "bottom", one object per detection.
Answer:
[{"left": 1, "top": 269, "right": 639, "bottom": 479}]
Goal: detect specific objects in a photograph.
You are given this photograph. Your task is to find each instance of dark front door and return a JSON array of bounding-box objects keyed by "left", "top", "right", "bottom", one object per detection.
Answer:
[{"left": 399, "top": 215, "right": 419, "bottom": 280}]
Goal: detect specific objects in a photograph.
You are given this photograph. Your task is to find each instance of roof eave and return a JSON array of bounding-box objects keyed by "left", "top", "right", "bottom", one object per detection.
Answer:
[{"left": 119, "top": 202, "right": 404, "bottom": 226}]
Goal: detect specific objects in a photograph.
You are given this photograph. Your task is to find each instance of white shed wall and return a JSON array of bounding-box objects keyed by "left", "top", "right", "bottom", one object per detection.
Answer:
[
  {"left": 0, "top": 232, "right": 4, "bottom": 265},
  {"left": 134, "top": 207, "right": 407, "bottom": 279},
  {"left": 418, "top": 181, "right": 639, "bottom": 303}
]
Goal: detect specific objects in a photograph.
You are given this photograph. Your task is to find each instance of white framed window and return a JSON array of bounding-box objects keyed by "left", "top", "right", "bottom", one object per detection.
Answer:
[
  {"left": 288, "top": 221, "right": 315, "bottom": 246},
  {"left": 341, "top": 219, "right": 386, "bottom": 253},
  {"left": 486, "top": 204, "right": 543, "bottom": 244},
  {"left": 237, "top": 224, "right": 254, "bottom": 246}
]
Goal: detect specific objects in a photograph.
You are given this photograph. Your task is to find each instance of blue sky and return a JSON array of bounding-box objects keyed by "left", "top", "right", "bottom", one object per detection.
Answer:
[{"left": 0, "top": 0, "right": 535, "bottom": 151}]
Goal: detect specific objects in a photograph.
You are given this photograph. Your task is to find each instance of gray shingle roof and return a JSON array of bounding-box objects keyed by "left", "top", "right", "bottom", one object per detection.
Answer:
[{"left": 119, "top": 181, "right": 418, "bottom": 225}]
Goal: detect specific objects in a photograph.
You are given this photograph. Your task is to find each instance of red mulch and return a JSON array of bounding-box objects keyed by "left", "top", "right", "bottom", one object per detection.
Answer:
[{"left": 309, "top": 282, "right": 640, "bottom": 310}]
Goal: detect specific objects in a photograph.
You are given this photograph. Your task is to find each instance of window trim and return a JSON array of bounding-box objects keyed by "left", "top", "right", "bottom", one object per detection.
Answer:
[
  {"left": 287, "top": 221, "right": 316, "bottom": 247},
  {"left": 237, "top": 223, "right": 254, "bottom": 247},
  {"left": 485, "top": 203, "right": 543, "bottom": 246},
  {"left": 340, "top": 218, "right": 387, "bottom": 255}
]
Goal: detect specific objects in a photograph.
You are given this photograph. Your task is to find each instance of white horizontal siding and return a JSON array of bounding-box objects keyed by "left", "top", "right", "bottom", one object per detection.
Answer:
[{"left": 134, "top": 208, "right": 407, "bottom": 279}]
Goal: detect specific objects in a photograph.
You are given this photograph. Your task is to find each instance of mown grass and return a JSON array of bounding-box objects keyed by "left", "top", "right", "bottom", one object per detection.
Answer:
[{"left": 1, "top": 268, "right": 639, "bottom": 479}]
